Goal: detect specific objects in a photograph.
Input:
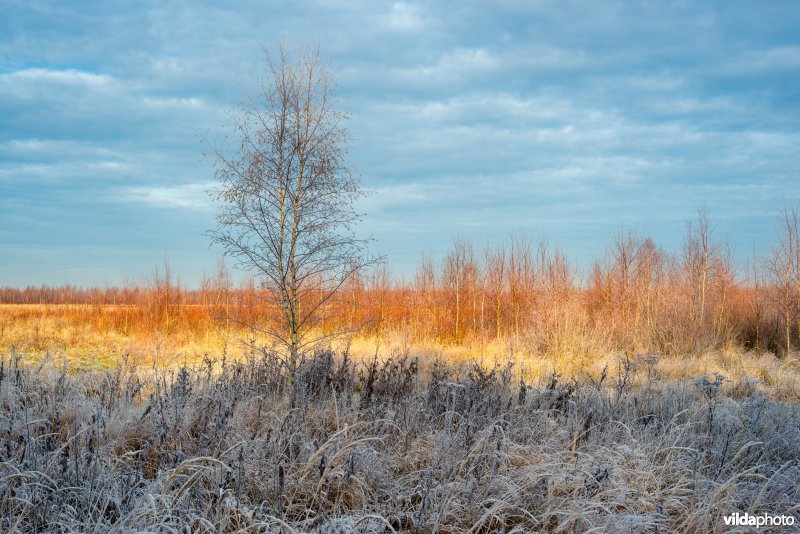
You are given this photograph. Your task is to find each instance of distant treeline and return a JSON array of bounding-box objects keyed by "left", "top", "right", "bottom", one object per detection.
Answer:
[{"left": 3, "top": 208, "right": 799, "bottom": 357}]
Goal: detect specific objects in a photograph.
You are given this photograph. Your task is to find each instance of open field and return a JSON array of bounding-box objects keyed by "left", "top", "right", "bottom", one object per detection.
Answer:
[
  {"left": 1, "top": 349, "right": 799, "bottom": 532},
  {"left": 3, "top": 221, "right": 800, "bottom": 532}
]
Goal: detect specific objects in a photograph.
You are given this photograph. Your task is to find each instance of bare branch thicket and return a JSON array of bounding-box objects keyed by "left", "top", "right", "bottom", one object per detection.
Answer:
[
  {"left": 681, "top": 208, "right": 736, "bottom": 354},
  {"left": 442, "top": 238, "right": 477, "bottom": 341},
  {"left": 765, "top": 203, "right": 800, "bottom": 355}
]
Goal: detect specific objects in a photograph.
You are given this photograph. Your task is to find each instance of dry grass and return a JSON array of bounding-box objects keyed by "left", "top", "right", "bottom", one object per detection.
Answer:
[
  {"left": 6, "top": 304, "right": 798, "bottom": 402},
  {"left": 1, "top": 348, "right": 798, "bottom": 532},
  {"left": 0, "top": 304, "right": 232, "bottom": 369}
]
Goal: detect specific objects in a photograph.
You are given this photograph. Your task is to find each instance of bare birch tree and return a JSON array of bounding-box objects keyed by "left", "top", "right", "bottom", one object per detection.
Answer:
[
  {"left": 207, "top": 45, "right": 377, "bottom": 376},
  {"left": 682, "top": 208, "right": 718, "bottom": 352}
]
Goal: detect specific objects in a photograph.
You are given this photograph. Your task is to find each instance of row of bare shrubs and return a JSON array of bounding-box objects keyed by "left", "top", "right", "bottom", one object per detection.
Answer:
[
  {"left": 1, "top": 349, "right": 798, "bottom": 532},
  {"left": 4, "top": 207, "right": 800, "bottom": 359}
]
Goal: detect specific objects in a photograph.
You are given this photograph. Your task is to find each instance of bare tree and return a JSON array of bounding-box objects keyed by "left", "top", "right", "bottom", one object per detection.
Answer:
[
  {"left": 483, "top": 242, "right": 506, "bottom": 339},
  {"left": 508, "top": 233, "right": 533, "bottom": 339},
  {"left": 413, "top": 253, "right": 437, "bottom": 339},
  {"left": 682, "top": 208, "right": 719, "bottom": 352},
  {"left": 207, "top": 45, "right": 378, "bottom": 376},
  {"left": 147, "top": 255, "right": 182, "bottom": 335}
]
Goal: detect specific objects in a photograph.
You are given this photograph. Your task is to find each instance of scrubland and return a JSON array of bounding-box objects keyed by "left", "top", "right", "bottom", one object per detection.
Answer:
[
  {"left": 1, "top": 313, "right": 799, "bottom": 532},
  {"left": 3, "top": 212, "right": 800, "bottom": 531}
]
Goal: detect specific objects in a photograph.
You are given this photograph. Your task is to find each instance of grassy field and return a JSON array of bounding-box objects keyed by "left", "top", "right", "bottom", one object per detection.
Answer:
[
  {"left": 2, "top": 302, "right": 800, "bottom": 531},
  {"left": 3, "top": 303, "right": 799, "bottom": 398}
]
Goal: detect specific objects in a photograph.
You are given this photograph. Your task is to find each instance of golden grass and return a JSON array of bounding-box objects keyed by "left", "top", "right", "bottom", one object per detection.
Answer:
[{"left": 3, "top": 304, "right": 799, "bottom": 401}]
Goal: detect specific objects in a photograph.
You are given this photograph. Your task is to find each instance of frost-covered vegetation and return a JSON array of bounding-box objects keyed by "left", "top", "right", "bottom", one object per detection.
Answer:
[{"left": 1, "top": 350, "right": 798, "bottom": 532}]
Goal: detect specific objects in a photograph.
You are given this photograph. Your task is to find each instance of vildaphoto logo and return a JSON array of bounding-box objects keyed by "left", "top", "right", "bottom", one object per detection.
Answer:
[{"left": 723, "top": 512, "right": 795, "bottom": 529}]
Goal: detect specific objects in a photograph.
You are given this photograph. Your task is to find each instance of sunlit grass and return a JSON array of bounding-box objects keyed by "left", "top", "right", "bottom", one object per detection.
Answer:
[{"left": 3, "top": 304, "right": 799, "bottom": 401}]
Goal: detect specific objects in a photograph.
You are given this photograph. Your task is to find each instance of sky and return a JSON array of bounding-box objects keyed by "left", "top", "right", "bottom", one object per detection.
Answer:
[{"left": 1, "top": 0, "right": 799, "bottom": 287}]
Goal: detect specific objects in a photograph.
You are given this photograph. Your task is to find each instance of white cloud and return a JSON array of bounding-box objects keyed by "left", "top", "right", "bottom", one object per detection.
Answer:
[
  {"left": 395, "top": 47, "right": 499, "bottom": 82},
  {"left": 1, "top": 68, "right": 113, "bottom": 87},
  {"left": 386, "top": 2, "right": 425, "bottom": 31},
  {"left": 613, "top": 73, "right": 685, "bottom": 92},
  {"left": 0, "top": 139, "right": 117, "bottom": 158},
  {"left": 122, "top": 181, "right": 218, "bottom": 211},
  {"left": 142, "top": 96, "right": 206, "bottom": 109},
  {"left": 88, "top": 161, "right": 130, "bottom": 171},
  {"left": 0, "top": 68, "right": 120, "bottom": 104}
]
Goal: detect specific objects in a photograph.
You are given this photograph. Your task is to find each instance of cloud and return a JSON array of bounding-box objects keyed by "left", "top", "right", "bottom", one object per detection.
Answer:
[
  {"left": 122, "top": 181, "right": 218, "bottom": 211},
  {"left": 1, "top": 67, "right": 113, "bottom": 86},
  {"left": 141, "top": 96, "right": 206, "bottom": 109},
  {"left": 1, "top": 0, "right": 799, "bottom": 285},
  {"left": 392, "top": 47, "right": 500, "bottom": 85},
  {"left": 386, "top": 2, "right": 425, "bottom": 31}
]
